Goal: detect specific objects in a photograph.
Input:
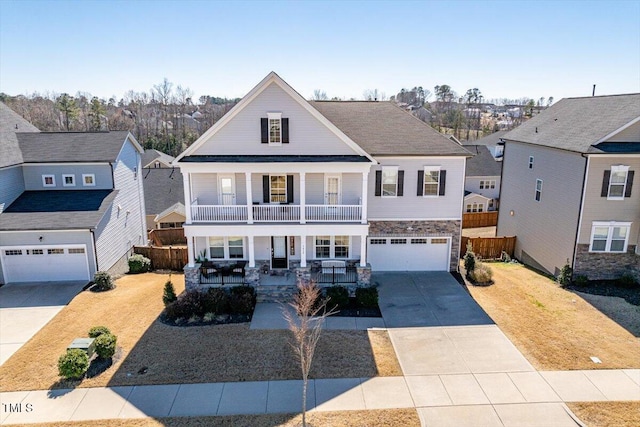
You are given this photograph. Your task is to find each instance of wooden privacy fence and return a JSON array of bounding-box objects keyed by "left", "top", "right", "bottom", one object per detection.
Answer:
[
  {"left": 148, "top": 228, "right": 187, "bottom": 246},
  {"left": 134, "top": 246, "right": 188, "bottom": 271},
  {"left": 462, "top": 211, "right": 498, "bottom": 228},
  {"left": 460, "top": 236, "right": 516, "bottom": 259}
]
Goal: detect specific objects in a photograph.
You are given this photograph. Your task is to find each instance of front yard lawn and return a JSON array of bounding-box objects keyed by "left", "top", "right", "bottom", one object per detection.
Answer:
[
  {"left": 0, "top": 273, "right": 401, "bottom": 392},
  {"left": 465, "top": 262, "right": 640, "bottom": 370},
  {"left": 567, "top": 402, "right": 640, "bottom": 427}
]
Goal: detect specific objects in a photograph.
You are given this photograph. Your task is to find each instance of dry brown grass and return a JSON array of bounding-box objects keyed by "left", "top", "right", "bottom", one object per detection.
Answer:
[
  {"left": 462, "top": 226, "right": 496, "bottom": 238},
  {"left": 466, "top": 263, "right": 640, "bottom": 370},
  {"left": 3, "top": 408, "right": 420, "bottom": 427},
  {"left": 567, "top": 402, "right": 640, "bottom": 427},
  {"left": 0, "top": 273, "right": 400, "bottom": 392}
]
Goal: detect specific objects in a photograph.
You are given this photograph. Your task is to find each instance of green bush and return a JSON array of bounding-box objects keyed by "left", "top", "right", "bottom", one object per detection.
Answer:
[
  {"left": 469, "top": 263, "right": 493, "bottom": 284},
  {"left": 164, "top": 299, "right": 192, "bottom": 321},
  {"left": 463, "top": 242, "right": 476, "bottom": 276},
  {"left": 618, "top": 273, "right": 638, "bottom": 289},
  {"left": 573, "top": 275, "right": 589, "bottom": 287},
  {"left": 325, "top": 286, "right": 349, "bottom": 310},
  {"left": 356, "top": 287, "right": 379, "bottom": 308},
  {"left": 94, "top": 333, "right": 117, "bottom": 359},
  {"left": 58, "top": 349, "right": 89, "bottom": 380},
  {"left": 88, "top": 326, "right": 111, "bottom": 338},
  {"left": 93, "top": 271, "right": 114, "bottom": 291},
  {"left": 229, "top": 286, "right": 256, "bottom": 315},
  {"left": 162, "top": 281, "right": 177, "bottom": 306},
  {"left": 557, "top": 260, "right": 573, "bottom": 287},
  {"left": 128, "top": 254, "right": 151, "bottom": 274},
  {"left": 202, "top": 288, "right": 229, "bottom": 314}
]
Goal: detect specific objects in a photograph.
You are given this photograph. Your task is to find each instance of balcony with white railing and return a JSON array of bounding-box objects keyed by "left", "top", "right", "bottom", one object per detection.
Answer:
[
  {"left": 190, "top": 202, "right": 363, "bottom": 223},
  {"left": 305, "top": 205, "right": 362, "bottom": 222},
  {"left": 191, "top": 200, "right": 248, "bottom": 223}
]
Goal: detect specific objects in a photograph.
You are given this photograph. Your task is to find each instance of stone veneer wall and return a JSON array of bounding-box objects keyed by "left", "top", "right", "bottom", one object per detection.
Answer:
[
  {"left": 368, "top": 220, "right": 462, "bottom": 271},
  {"left": 574, "top": 244, "right": 639, "bottom": 281}
]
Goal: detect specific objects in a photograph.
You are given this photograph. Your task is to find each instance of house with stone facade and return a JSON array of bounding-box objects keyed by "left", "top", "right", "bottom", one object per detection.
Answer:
[
  {"left": 175, "top": 72, "right": 470, "bottom": 294},
  {"left": 497, "top": 93, "right": 640, "bottom": 281}
]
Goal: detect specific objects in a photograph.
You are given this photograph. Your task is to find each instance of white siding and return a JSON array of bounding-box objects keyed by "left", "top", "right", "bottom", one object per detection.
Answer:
[
  {"left": 464, "top": 176, "right": 501, "bottom": 200},
  {"left": 192, "top": 83, "right": 358, "bottom": 156},
  {"left": 305, "top": 173, "right": 324, "bottom": 204},
  {"left": 0, "top": 166, "right": 24, "bottom": 209},
  {"left": 368, "top": 157, "right": 466, "bottom": 219},
  {"left": 342, "top": 173, "right": 362, "bottom": 204},
  {"left": 497, "top": 142, "right": 585, "bottom": 275},
  {"left": 22, "top": 164, "right": 113, "bottom": 190},
  {"left": 94, "top": 140, "right": 146, "bottom": 272},
  {"left": 191, "top": 173, "right": 217, "bottom": 204}
]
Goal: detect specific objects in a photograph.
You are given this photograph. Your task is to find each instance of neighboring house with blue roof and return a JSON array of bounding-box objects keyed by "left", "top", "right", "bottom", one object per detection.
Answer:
[{"left": 0, "top": 102, "right": 147, "bottom": 284}]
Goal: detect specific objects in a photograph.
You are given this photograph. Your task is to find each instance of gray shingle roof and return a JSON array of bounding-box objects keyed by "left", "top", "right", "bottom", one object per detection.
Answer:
[
  {"left": 310, "top": 101, "right": 471, "bottom": 156},
  {"left": 142, "top": 149, "right": 175, "bottom": 168},
  {"left": 468, "top": 130, "right": 508, "bottom": 149},
  {"left": 462, "top": 145, "right": 502, "bottom": 177},
  {"left": 142, "top": 168, "right": 184, "bottom": 215},
  {"left": 17, "top": 131, "right": 131, "bottom": 163},
  {"left": 503, "top": 94, "right": 640, "bottom": 153},
  {"left": 0, "top": 102, "right": 39, "bottom": 168},
  {"left": 155, "top": 202, "right": 186, "bottom": 221},
  {"left": 0, "top": 190, "right": 118, "bottom": 230}
]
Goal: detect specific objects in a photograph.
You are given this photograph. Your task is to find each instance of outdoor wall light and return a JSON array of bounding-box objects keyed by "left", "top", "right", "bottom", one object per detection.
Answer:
[{"left": 510, "top": 210, "right": 515, "bottom": 216}]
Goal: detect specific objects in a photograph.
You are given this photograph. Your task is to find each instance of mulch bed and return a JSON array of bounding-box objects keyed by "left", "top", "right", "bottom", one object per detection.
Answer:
[
  {"left": 158, "top": 313, "right": 251, "bottom": 327},
  {"left": 328, "top": 298, "right": 382, "bottom": 317},
  {"left": 566, "top": 281, "right": 640, "bottom": 306}
]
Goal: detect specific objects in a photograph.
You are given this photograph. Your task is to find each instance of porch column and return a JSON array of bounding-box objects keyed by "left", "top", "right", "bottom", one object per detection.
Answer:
[
  {"left": 245, "top": 172, "right": 253, "bottom": 224},
  {"left": 188, "top": 236, "right": 195, "bottom": 267},
  {"left": 360, "top": 234, "right": 367, "bottom": 267},
  {"left": 183, "top": 172, "right": 192, "bottom": 224},
  {"left": 248, "top": 235, "right": 255, "bottom": 267},
  {"left": 300, "top": 234, "right": 307, "bottom": 267},
  {"left": 300, "top": 172, "right": 306, "bottom": 224},
  {"left": 361, "top": 171, "right": 369, "bottom": 224}
]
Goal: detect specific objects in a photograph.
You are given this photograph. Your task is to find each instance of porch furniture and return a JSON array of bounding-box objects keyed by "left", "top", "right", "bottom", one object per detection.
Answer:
[
  {"left": 315, "top": 260, "right": 357, "bottom": 284},
  {"left": 322, "top": 260, "right": 346, "bottom": 274},
  {"left": 199, "top": 261, "right": 246, "bottom": 285}
]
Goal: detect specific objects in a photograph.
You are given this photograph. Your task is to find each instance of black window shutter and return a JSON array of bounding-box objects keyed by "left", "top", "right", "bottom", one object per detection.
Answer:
[
  {"left": 282, "top": 118, "right": 289, "bottom": 143},
  {"left": 601, "top": 170, "right": 611, "bottom": 197},
  {"left": 439, "top": 170, "right": 447, "bottom": 196},
  {"left": 417, "top": 170, "right": 424, "bottom": 196},
  {"left": 261, "top": 118, "right": 268, "bottom": 143},
  {"left": 263, "top": 175, "right": 269, "bottom": 202},
  {"left": 375, "top": 170, "right": 382, "bottom": 197},
  {"left": 287, "top": 175, "right": 294, "bottom": 203},
  {"left": 625, "top": 171, "right": 634, "bottom": 197},
  {"left": 397, "top": 170, "right": 404, "bottom": 196}
]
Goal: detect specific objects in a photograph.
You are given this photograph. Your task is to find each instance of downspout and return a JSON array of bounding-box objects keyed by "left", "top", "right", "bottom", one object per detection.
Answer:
[
  {"left": 572, "top": 154, "right": 590, "bottom": 277},
  {"left": 90, "top": 228, "right": 99, "bottom": 274}
]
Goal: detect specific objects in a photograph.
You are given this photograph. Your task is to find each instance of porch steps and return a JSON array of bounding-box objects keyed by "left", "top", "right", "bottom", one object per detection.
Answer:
[{"left": 256, "top": 285, "right": 298, "bottom": 303}]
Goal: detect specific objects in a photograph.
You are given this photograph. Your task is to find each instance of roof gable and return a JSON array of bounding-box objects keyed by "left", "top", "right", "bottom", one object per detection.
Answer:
[
  {"left": 0, "top": 102, "right": 39, "bottom": 168},
  {"left": 503, "top": 93, "right": 640, "bottom": 153},
  {"left": 462, "top": 145, "right": 502, "bottom": 177},
  {"left": 176, "top": 72, "right": 374, "bottom": 162},
  {"left": 142, "top": 168, "right": 184, "bottom": 215}
]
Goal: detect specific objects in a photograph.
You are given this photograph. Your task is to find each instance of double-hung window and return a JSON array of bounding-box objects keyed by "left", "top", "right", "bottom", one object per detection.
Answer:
[
  {"left": 480, "top": 180, "right": 495, "bottom": 190},
  {"left": 270, "top": 175, "right": 287, "bottom": 203},
  {"left": 607, "top": 165, "right": 628, "bottom": 200},
  {"left": 423, "top": 167, "right": 440, "bottom": 196},
  {"left": 535, "top": 179, "right": 543, "bottom": 202},
  {"left": 268, "top": 112, "right": 281, "bottom": 145},
  {"left": 589, "top": 222, "right": 630, "bottom": 253},
  {"left": 208, "top": 236, "right": 245, "bottom": 259},
  {"left": 381, "top": 166, "right": 398, "bottom": 197},
  {"left": 314, "top": 236, "right": 350, "bottom": 258}
]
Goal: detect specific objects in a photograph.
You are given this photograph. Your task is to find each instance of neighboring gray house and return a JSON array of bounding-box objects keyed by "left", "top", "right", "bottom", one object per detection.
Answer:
[
  {"left": 469, "top": 130, "right": 506, "bottom": 160},
  {"left": 0, "top": 104, "right": 147, "bottom": 283},
  {"left": 142, "top": 149, "right": 175, "bottom": 168},
  {"left": 462, "top": 144, "right": 502, "bottom": 212},
  {"left": 497, "top": 93, "right": 639, "bottom": 280},
  {"left": 142, "top": 167, "right": 185, "bottom": 229}
]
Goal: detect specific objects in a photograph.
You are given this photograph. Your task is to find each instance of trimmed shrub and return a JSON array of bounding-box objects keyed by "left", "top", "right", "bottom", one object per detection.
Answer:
[
  {"left": 573, "top": 275, "right": 589, "bottom": 287},
  {"left": 229, "top": 286, "right": 256, "bottom": 315},
  {"left": 463, "top": 242, "right": 476, "bottom": 277},
  {"left": 180, "top": 291, "right": 206, "bottom": 317},
  {"left": 356, "top": 287, "right": 379, "bottom": 308},
  {"left": 58, "top": 349, "right": 89, "bottom": 380},
  {"left": 88, "top": 326, "right": 111, "bottom": 338},
  {"left": 325, "top": 286, "right": 349, "bottom": 310},
  {"left": 202, "top": 288, "right": 229, "bottom": 315},
  {"left": 557, "top": 260, "right": 573, "bottom": 287},
  {"left": 618, "top": 273, "right": 639, "bottom": 289},
  {"left": 94, "top": 333, "right": 117, "bottom": 359},
  {"left": 164, "top": 298, "right": 193, "bottom": 321},
  {"left": 128, "top": 254, "right": 151, "bottom": 274},
  {"left": 162, "top": 281, "right": 177, "bottom": 306},
  {"left": 93, "top": 271, "right": 114, "bottom": 291},
  {"left": 469, "top": 263, "right": 493, "bottom": 284}
]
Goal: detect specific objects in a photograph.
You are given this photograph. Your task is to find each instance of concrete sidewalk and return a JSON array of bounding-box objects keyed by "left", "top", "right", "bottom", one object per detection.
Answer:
[{"left": 1, "top": 370, "right": 638, "bottom": 425}]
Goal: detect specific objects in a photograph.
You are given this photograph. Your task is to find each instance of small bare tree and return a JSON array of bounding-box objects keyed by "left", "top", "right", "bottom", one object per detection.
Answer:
[{"left": 283, "top": 282, "right": 336, "bottom": 427}]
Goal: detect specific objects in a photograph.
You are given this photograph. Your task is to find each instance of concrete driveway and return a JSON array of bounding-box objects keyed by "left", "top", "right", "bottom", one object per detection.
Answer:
[{"left": 0, "top": 281, "right": 87, "bottom": 365}]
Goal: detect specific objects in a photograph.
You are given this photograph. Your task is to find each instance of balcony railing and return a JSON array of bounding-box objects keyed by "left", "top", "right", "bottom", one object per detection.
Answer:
[{"left": 191, "top": 203, "right": 363, "bottom": 223}]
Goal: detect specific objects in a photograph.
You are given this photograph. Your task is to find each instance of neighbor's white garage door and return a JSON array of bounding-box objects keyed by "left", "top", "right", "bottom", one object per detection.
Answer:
[
  {"left": 367, "top": 237, "right": 451, "bottom": 271},
  {"left": 1, "top": 245, "right": 90, "bottom": 283}
]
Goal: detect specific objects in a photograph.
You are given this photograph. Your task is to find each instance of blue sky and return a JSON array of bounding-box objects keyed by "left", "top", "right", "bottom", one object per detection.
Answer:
[{"left": 1, "top": 0, "right": 639, "bottom": 103}]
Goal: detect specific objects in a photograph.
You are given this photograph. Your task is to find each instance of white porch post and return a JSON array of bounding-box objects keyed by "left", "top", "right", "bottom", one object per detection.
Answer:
[
  {"left": 360, "top": 234, "right": 367, "bottom": 267},
  {"left": 300, "top": 234, "right": 307, "bottom": 267},
  {"left": 300, "top": 172, "right": 306, "bottom": 224},
  {"left": 183, "top": 172, "right": 192, "bottom": 224},
  {"left": 245, "top": 172, "right": 253, "bottom": 224},
  {"left": 248, "top": 235, "right": 255, "bottom": 268},
  {"left": 188, "top": 236, "right": 195, "bottom": 267},
  {"left": 361, "top": 171, "right": 369, "bottom": 224}
]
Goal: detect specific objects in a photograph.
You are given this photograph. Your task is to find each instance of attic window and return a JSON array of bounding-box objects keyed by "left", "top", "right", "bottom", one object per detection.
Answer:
[
  {"left": 83, "top": 174, "right": 96, "bottom": 187},
  {"left": 261, "top": 113, "right": 289, "bottom": 144},
  {"left": 42, "top": 174, "right": 55, "bottom": 187}
]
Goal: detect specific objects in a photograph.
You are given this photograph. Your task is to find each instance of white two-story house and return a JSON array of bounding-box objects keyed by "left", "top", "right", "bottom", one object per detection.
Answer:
[{"left": 175, "top": 73, "right": 470, "bottom": 291}]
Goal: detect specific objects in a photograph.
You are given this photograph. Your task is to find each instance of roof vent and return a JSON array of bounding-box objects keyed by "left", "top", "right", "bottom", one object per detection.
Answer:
[
  {"left": 15, "top": 124, "right": 18, "bottom": 129},
  {"left": 535, "top": 127, "right": 538, "bottom": 133}
]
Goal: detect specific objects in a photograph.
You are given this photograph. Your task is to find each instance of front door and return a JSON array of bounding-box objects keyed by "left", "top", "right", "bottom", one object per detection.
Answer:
[
  {"left": 218, "top": 175, "right": 236, "bottom": 205},
  {"left": 325, "top": 175, "right": 341, "bottom": 205},
  {"left": 271, "top": 236, "right": 288, "bottom": 269}
]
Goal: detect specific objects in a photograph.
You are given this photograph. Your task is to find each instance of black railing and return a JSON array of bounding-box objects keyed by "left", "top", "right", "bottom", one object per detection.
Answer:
[
  {"left": 313, "top": 266, "right": 357, "bottom": 284},
  {"left": 200, "top": 261, "right": 246, "bottom": 285}
]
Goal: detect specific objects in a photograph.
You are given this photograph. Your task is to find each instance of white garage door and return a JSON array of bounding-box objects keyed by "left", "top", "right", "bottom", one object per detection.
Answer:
[
  {"left": 1, "top": 245, "right": 90, "bottom": 283},
  {"left": 367, "top": 237, "right": 451, "bottom": 271}
]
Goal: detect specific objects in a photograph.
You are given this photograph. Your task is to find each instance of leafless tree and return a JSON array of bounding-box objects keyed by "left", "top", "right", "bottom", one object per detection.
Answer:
[
  {"left": 312, "top": 89, "right": 328, "bottom": 100},
  {"left": 283, "top": 282, "right": 336, "bottom": 427}
]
